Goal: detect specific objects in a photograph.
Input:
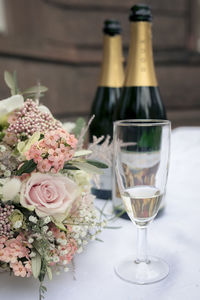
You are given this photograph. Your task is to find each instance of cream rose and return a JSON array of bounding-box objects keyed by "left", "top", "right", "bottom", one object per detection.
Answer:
[{"left": 20, "top": 173, "right": 79, "bottom": 219}]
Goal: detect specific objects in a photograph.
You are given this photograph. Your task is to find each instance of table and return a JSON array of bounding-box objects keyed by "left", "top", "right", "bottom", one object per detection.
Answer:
[{"left": 1, "top": 127, "right": 200, "bottom": 300}]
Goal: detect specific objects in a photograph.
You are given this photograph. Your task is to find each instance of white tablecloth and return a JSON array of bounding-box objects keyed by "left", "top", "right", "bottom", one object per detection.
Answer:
[{"left": 1, "top": 127, "right": 200, "bottom": 300}]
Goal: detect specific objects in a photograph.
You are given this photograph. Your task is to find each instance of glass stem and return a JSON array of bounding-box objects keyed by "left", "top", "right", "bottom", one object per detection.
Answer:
[{"left": 136, "top": 226, "right": 149, "bottom": 263}]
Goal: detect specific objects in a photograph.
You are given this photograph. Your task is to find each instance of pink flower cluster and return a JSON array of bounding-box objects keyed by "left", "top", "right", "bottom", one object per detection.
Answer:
[
  {"left": 7, "top": 99, "right": 62, "bottom": 141},
  {"left": 50, "top": 225, "right": 77, "bottom": 266},
  {"left": 26, "top": 129, "right": 78, "bottom": 173},
  {"left": 0, "top": 204, "right": 14, "bottom": 237},
  {"left": 0, "top": 234, "right": 32, "bottom": 277}
]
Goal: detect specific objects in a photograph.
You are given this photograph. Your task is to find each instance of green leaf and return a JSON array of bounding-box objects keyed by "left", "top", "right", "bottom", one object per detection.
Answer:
[
  {"left": 63, "top": 163, "right": 80, "bottom": 170},
  {"left": 74, "top": 150, "right": 92, "bottom": 157},
  {"left": 15, "top": 159, "right": 37, "bottom": 176},
  {"left": 52, "top": 219, "right": 67, "bottom": 232},
  {"left": 72, "top": 117, "right": 86, "bottom": 137},
  {"left": 72, "top": 161, "right": 103, "bottom": 175},
  {"left": 105, "top": 226, "right": 122, "bottom": 229},
  {"left": 86, "top": 159, "right": 108, "bottom": 169},
  {"left": 4, "top": 71, "right": 14, "bottom": 89},
  {"left": 4, "top": 71, "right": 19, "bottom": 95},
  {"left": 13, "top": 71, "right": 19, "bottom": 94},
  {"left": 22, "top": 85, "right": 48, "bottom": 95},
  {"left": 39, "top": 258, "right": 47, "bottom": 282},
  {"left": 0, "top": 132, "right": 5, "bottom": 142},
  {"left": 95, "top": 237, "right": 104, "bottom": 242},
  {"left": 4, "top": 71, "right": 15, "bottom": 95},
  {"left": 31, "top": 252, "right": 41, "bottom": 279},
  {"left": 46, "top": 266, "right": 52, "bottom": 280}
]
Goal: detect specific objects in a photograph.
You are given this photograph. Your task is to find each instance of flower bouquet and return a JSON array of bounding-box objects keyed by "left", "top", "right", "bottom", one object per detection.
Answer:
[{"left": 0, "top": 71, "right": 109, "bottom": 299}]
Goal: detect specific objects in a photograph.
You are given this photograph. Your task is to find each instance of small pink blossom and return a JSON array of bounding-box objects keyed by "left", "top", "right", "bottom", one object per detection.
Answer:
[
  {"left": 3, "top": 248, "right": 18, "bottom": 263},
  {"left": 25, "top": 128, "right": 78, "bottom": 173},
  {"left": 24, "top": 260, "right": 32, "bottom": 277},
  {"left": 11, "top": 261, "right": 27, "bottom": 277},
  {"left": 0, "top": 249, "right": 6, "bottom": 261},
  {"left": 66, "top": 134, "right": 77, "bottom": 149},
  {"left": 7, "top": 113, "right": 18, "bottom": 124},
  {"left": 3, "top": 132, "right": 18, "bottom": 146},
  {"left": 37, "top": 159, "right": 52, "bottom": 173}
]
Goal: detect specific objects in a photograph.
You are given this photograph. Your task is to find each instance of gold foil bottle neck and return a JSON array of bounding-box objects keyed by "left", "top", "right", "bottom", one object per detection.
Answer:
[
  {"left": 99, "top": 35, "right": 124, "bottom": 87},
  {"left": 125, "top": 22, "right": 158, "bottom": 87}
]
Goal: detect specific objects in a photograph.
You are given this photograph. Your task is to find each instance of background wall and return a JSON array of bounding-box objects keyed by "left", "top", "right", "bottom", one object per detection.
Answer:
[{"left": 0, "top": 0, "right": 199, "bottom": 127}]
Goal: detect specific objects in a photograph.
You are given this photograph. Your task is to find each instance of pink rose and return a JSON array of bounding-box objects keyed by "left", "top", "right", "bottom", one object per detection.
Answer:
[{"left": 20, "top": 173, "right": 79, "bottom": 219}]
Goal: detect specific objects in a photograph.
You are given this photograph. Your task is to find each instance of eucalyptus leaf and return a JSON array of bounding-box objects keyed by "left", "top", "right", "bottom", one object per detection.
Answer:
[
  {"left": 13, "top": 71, "right": 19, "bottom": 94},
  {"left": 31, "top": 252, "right": 41, "bottom": 279},
  {"left": 46, "top": 266, "right": 53, "bottom": 280},
  {"left": 4, "top": 71, "right": 15, "bottom": 90},
  {"left": 22, "top": 85, "right": 48, "bottom": 95},
  {"left": 86, "top": 159, "right": 108, "bottom": 169},
  {"left": 74, "top": 150, "right": 92, "bottom": 158},
  {"left": 72, "top": 117, "right": 86, "bottom": 138},
  {"left": 4, "top": 71, "right": 16, "bottom": 95},
  {"left": 16, "top": 159, "right": 37, "bottom": 176},
  {"left": 73, "top": 161, "right": 103, "bottom": 175},
  {"left": 63, "top": 163, "right": 80, "bottom": 170},
  {"left": 95, "top": 237, "right": 104, "bottom": 242},
  {"left": 23, "top": 93, "right": 45, "bottom": 99},
  {"left": 52, "top": 220, "right": 67, "bottom": 232}
]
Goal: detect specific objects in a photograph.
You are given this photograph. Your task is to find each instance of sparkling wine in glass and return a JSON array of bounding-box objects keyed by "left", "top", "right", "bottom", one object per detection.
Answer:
[{"left": 114, "top": 119, "right": 171, "bottom": 284}]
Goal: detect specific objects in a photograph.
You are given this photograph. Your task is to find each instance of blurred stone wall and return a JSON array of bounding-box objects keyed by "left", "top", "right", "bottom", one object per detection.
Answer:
[{"left": 0, "top": 0, "right": 199, "bottom": 127}]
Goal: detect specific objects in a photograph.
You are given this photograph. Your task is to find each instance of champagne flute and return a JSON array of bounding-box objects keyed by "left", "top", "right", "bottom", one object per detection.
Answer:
[{"left": 113, "top": 119, "right": 171, "bottom": 284}]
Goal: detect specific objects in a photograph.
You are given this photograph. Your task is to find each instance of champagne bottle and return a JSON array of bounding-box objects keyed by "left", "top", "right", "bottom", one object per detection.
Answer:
[
  {"left": 89, "top": 20, "right": 124, "bottom": 200},
  {"left": 113, "top": 4, "right": 167, "bottom": 218}
]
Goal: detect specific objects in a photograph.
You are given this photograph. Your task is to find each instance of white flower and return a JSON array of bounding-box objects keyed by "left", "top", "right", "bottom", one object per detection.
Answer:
[
  {"left": 90, "top": 235, "right": 96, "bottom": 241},
  {"left": 80, "top": 231, "right": 87, "bottom": 238},
  {"left": 0, "top": 145, "right": 6, "bottom": 152},
  {"left": 0, "top": 95, "right": 24, "bottom": 117},
  {"left": 47, "top": 231, "right": 53, "bottom": 237},
  {"left": 0, "top": 164, "right": 6, "bottom": 171},
  {"left": 64, "top": 267, "right": 69, "bottom": 272},
  {"left": 4, "top": 170, "right": 11, "bottom": 177},
  {"left": 74, "top": 233, "right": 79, "bottom": 239},
  {"left": 1, "top": 178, "right": 21, "bottom": 202},
  {"left": 29, "top": 216, "right": 37, "bottom": 223},
  {"left": 57, "top": 238, "right": 67, "bottom": 246},
  {"left": 53, "top": 256, "right": 60, "bottom": 263},
  {"left": 62, "top": 122, "right": 75, "bottom": 133},
  {"left": 13, "top": 220, "right": 22, "bottom": 229},
  {"left": 77, "top": 247, "right": 83, "bottom": 254},
  {"left": 28, "top": 237, "right": 34, "bottom": 244},
  {"left": 101, "top": 220, "right": 107, "bottom": 227},
  {"left": 60, "top": 249, "right": 68, "bottom": 256},
  {"left": 42, "top": 226, "right": 48, "bottom": 233},
  {"left": 43, "top": 216, "right": 51, "bottom": 224}
]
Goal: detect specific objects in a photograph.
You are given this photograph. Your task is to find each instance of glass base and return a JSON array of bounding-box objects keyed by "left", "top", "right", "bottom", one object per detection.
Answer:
[{"left": 115, "top": 256, "right": 169, "bottom": 285}]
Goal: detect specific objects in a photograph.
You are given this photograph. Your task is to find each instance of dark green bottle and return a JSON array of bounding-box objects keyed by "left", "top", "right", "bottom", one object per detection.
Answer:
[
  {"left": 89, "top": 20, "right": 124, "bottom": 200},
  {"left": 115, "top": 4, "right": 166, "bottom": 121},
  {"left": 89, "top": 20, "right": 124, "bottom": 142},
  {"left": 113, "top": 4, "right": 167, "bottom": 219}
]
